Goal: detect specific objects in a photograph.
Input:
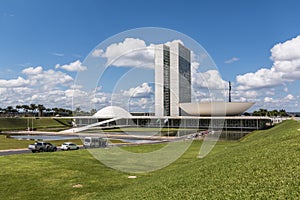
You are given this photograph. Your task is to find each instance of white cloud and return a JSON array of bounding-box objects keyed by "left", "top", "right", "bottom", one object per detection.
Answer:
[
  {"left": 92, "top": 38, "right": 156, "bottom": 69},
  {"left": 237, "top": 90, "right": 258, "bottom": 99},
  {"left": 164, "top": 39, "right": 184, "bottom": 46},
  {"left": 91, "top": 38, "right": 187, "bottom": 70},
  {"left": 284, "top": 94, "right": 294, "bottom": 100},
  {"left": 271, "top": 35, "right": 300, "bottom": 61},
  {"left": 0, "top": 65, "right": 76, "bottom": 109},
  {"left": 0, "top": 77, "right": 30, "bottom": 88},
  {"left": 264, "top": 97, "right": 274, "bottom": 103},
  {"left": 55, "top": 60, "right": 87, "bottom": 72},
  {"left": 236, "top": 35, "right": 300, "bottom": 90},
  {"left": 92, "top": 49, "right": 104, "bottom": 57},
  {"left": 225, "top": 57, "right": 239, "bottom": 64},
  {"left": 254, "top": 94, "right": 299, "bottom": 111},
  {"left": 129, "top": 98, "right": 153, "bottom": 111},
  {"left": 192, "top": 70, "right": 227, "bottom": 90},
  {"left": 22, "top": 66, "right": 43, "bottom": 75},
  {"left": 52, "top": 52, "right": 64, "bottom": 57},
  {"left": 25, "top": 68, "right": 73, "bottom": 89},
  {"left": 104, "top": 38, "right": 155, "bottom": 68},
  {"left": 65, "top": 88, "right": 87, "bottom": 98},
  {"left": 91, "top": 96, "right": 108, "bottom": 104},
  {"left": 236, "top": 68, "right": 283, "bottom": 90},
  {"left": 123, "top": 82, "right": 153, "bottom": 98}
]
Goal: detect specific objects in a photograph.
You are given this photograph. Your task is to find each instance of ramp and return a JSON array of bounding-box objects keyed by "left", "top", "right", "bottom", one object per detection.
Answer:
[{"left": 59, "top": 117, "right": 122, "bottom": 133}]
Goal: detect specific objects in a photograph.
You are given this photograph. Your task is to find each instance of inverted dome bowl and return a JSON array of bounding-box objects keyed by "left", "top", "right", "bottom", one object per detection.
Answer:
[{"left": 180, "top": 102, "right": 254, "bottom": 116}]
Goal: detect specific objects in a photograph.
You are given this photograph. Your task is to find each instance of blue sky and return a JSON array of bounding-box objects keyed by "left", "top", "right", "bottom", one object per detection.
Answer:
[{"left": 1, "top": 0, "right": 300, "bottom": 112}]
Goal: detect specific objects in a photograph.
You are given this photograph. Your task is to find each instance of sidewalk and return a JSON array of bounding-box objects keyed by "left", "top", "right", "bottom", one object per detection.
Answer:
[{"left": 0, "top": 148, "right": 28, "bottom": 153}]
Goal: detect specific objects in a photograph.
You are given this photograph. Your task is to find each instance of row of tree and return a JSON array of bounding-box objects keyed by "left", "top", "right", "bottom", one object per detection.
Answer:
[
  {"left": 0, "top": 104, "right": 73, "bottom": 117},
  {"left": 244, "top": 109, "right": 289, "bottom": 117},
  {"left": 0, "top": 105, "right": 290, "bottom": 118}
]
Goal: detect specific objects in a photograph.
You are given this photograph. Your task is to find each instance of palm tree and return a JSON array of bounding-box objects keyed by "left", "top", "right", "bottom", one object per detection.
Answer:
[
  {"left": 37, "top": 104, "right": 46, "bottom": 117},
  {"left": 30, "top": 104, "right": 37, "bottom": 116}
]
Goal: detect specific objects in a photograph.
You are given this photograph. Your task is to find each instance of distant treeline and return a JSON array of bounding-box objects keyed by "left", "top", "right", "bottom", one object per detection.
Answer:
[
  {"left": 244, "top": 109, "right": 290, "bottom": 117},
  {"left": 0, "top": 104, "right": 73, "bottom": 117},
  {"left": 0, "top": 104, "right": 294, "bottom": 118}
]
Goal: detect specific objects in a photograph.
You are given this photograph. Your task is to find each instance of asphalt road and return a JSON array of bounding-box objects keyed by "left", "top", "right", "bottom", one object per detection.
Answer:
[
  {"left": 0, "top": 147, "right": 84, "bottom": 156},
  {"left": 0, "top": 149, "right": 32, "bottom": 156}
]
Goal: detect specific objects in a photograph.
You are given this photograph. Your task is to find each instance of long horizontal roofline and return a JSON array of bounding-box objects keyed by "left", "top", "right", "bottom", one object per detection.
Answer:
[{"left": 53, "top": 116, "right": 275, "bottom": 120}]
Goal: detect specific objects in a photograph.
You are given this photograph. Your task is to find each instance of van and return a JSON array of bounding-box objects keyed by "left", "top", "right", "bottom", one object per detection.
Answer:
[{"left": 84, "top": 137, "right": 107, "bottom": 148}]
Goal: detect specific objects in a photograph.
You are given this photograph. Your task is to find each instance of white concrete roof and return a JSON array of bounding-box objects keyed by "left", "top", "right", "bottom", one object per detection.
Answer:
[
  {"left": 93, "top": 106, "right": 132, "bottom": 118},
  {"left": 180, "top": 102, "right": 254, "bottom": 116}
]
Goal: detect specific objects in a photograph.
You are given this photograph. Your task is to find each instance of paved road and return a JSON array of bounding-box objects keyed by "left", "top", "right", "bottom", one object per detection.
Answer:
[{"left": 0, "top": 146, "right": 87, "bottom": 156}]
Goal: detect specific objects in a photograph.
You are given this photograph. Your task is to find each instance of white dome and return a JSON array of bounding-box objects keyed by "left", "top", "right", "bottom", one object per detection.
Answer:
[{"left": 93, "top": 106, "right": 131, "bottom": 118}]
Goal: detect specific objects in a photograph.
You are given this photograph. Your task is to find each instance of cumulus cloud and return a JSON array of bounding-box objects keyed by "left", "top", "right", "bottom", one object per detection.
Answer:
[
  {"left": 22, "top": 66, "right": 43, "bottom": 75},
  {"left": 264, "top": 97, "right": 274, "bottom": 103},
  {"left": 55, "top": 60, "right": 87, "bottom": 72},
  {"left": 284, "top": 94, "right": 294, "bottom": 100},
  {"left": 236, "top": 68, "right": 283, "bottom": 90},
  {"left": 93, "top": 38, "right": 180, "bottom": 69},
  {"left": 236, "top": 35, "right": 300, "bottom": 90},
  {"left": 123, "top": 82, "right": 153, "bottom": 98},
  {"left": 164, "top": 39, "right": 184, "bottom": 46},
  {"left": 129, "top": 97, "right": 153, "bottom": 111},
  {"left": 225, "top": 57, "right": 239, "bottom": 64},
  {"left": 92, "top": 38, "right": 154, "bottom": 69},
  {"left": 271, "top": 36, "right": 300, "bottom": 61},
  {"left": 0, "top": 77, "right": 30, "bottom": 88},
  {"left": 22, "top": 67, "right": 74, "bottom": 89},
  {"left": 0, "top": 65, "right": 77, "bottom": 109},
  {"left": 91, "top": 96, "right": 108, "bottom": 104},
  {"left": 92, "top": 49, "right": 104, "bottom": 57},
  {"left": 192, "top": 70, "right": 227, "bottom": 90},
  {"left": 91, "top": 38, "right": 187, "bottom": 70}
]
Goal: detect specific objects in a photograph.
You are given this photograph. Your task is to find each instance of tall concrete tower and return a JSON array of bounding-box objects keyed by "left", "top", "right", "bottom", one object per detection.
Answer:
[{"left": 155, "top": 42, "right": 191, "bottom": 116}]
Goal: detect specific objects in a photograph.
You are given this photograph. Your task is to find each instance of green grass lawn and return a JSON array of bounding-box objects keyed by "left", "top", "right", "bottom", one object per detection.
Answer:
[
  {"left": 0, "top": 135, "right": 33, "bottom": 150},
  {"left": 0, "top": 120, "right": 300, "bottom": 199},
  {"left": 0, "top": 117, "right": 71, "bottom": 131},
  {"left": 0, "top": 135, "right": 82, "bottom": 150}
]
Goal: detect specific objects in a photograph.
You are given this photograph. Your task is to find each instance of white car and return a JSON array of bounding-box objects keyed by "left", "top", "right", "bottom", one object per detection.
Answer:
[{"left": 60, "top": 142, "right": 79, "bottom": 150}]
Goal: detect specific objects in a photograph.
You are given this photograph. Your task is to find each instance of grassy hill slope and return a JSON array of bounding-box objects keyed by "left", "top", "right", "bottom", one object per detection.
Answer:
[
  {"left": 0, "top": 120, "right": 299, "bottom": 199},
  {"left": 0, "top": 117, "right": 71, "bottom": 131}
]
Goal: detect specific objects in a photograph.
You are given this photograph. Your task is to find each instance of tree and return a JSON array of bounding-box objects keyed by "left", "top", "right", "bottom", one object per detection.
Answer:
[
  {"left": 279, "top": 109, "right": 288, "bottom": 117},
  {"left": 37, "top": 104, "right": 46, "bottom": 117},
  {"left": 29, "top": 104, "right": 37, "bottom": 116},
  {"left": 6, "top": 106, "right": 13, "bottom": 114},
  {"left": 271, "top": 109, "right": 279, "bottom": 117},
  {"left": 16, "top": 105, "right": 22, "bottom": 112},
  {"left": 243, "top": 112, "right": 251, "bottom": 116},
  {"left": 90, "top": 108, "right": 97, "bottom": 115},
  {"left": 22, "top": 105, "right": 30, "bottom": 115},
  {"left": 259, "top": 109, "right": 268, "bottom": 116},
  {"left": 52, "top": 107, "right": 59, "bottom": 116}
]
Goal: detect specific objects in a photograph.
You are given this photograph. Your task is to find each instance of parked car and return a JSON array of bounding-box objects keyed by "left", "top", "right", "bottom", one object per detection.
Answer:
[
  {"left": 28, "top": 142, "right": 57, "bottom": 153},
  {"left": 60, "top": 142, "right": 79, "bottom": 150}
]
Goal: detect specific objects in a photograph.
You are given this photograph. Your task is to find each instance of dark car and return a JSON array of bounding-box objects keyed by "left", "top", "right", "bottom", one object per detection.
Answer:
[{"left": 28, "top": 142, "right": 57, "bottom": 153}]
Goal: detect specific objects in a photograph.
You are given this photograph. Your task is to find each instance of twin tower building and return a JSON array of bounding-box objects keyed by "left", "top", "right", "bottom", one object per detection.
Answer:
[{"left": 155, "top": 42, "right": 191, "bottom": 117}]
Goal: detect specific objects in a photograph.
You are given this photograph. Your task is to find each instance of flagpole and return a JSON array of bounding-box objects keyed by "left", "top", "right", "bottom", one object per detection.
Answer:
[{"left": 168, "top": 118, "right": 169, "bottom": 137}]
